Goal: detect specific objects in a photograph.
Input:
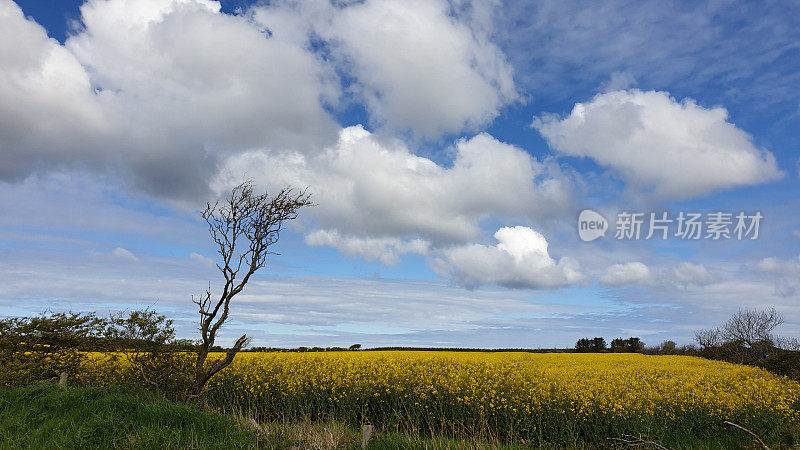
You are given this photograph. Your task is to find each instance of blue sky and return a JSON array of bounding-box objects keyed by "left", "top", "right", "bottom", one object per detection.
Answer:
[{"left": 1, "top": 0, "right": 799, "bottom": 348}]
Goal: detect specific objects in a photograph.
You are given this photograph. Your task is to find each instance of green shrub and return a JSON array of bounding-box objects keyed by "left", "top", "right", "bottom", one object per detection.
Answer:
[
  {"left": 0, "top": 312, "right": 105, "bottom": 386},
  {"left": 0, "top": 310, "right": 195, "bottom": 399},
  {"left": 758, "top": 351, "right": 800, "bottom": 381}
]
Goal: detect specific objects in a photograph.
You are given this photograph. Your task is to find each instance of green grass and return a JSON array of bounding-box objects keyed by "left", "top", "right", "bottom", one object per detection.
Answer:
[{"left": 0, "top": 383, "right": 257, "bottom": 449}]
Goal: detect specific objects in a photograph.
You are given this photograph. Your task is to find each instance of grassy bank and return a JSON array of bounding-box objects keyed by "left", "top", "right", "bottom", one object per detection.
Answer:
[
  {"left": 0, "top": 383, "right": 257, "bottom": 449},
  {"left": 0, "top": 384, "right": 530, "bottom": 449}
]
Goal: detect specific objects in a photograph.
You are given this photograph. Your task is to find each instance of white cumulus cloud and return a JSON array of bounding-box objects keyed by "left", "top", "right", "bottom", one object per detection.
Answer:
[
  {"left": 753, "top": 255, "right": 800, "bottom": 297},
  {"left": 433, "top": 226, "right": 583, "bottom": 289},
  {"left": 215, "top": 126, "right": 575, "bottom": 262},
  {"left": 252, "top": 0, "right": 517, "bottom": 138},
  {"left": 0, "top": 0, "right": 112, "bottom": 180},
  {"left": 532, "top": 89, "right": 782, "bottom": 199},
  {"left": 0, "top": 0, "right": 339, "bottom": 200},
  {"left": 0, "top": 0, "right": 520, "bottom": 201}
]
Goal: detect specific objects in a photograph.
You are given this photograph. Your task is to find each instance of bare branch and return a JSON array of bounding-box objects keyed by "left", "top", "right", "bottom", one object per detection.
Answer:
[
  {"left": 724, "top": 421, "right": 769, "bottom": 450},
  {"left": 608, "top": 434, "right": 670, "bottom": 450}
]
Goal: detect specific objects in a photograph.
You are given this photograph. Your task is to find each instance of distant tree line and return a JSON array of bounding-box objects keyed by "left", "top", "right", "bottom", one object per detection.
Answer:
[
  {"left": 574, "top": 337, "right": 643, "bottom": 353},
  {"left": 244, "top": 345, "right": 573, "bottom": 353},
  {"left": 572, "top": 307, "right": 799, "bottom": 380},
  {"left": 244, "top": 344, "right": 363, "bottom": 352}
]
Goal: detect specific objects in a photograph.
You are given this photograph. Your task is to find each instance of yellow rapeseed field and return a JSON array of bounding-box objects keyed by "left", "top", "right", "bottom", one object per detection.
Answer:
[{"left": 80, "top": 351, "right": 800, "bottom": 444}]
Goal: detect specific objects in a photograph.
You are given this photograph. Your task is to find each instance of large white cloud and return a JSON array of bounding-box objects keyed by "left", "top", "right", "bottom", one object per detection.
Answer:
[
  {"left": 0, "top": 0, "right": 562, "bottom": 285},
  {"left": 66, "top": 0, "right": 339, "bottom": 148},
  {"left": 0, "top": 0, "right": 519, "bottom": 201},
  {"left": 252, "top": 0, "right": 517, "bottom": 137},
  {"left": 432, "top": 226, "right": 584, "bottom": 289},
  {"left": 0, "top": 0, "right": 112, "bottom": 179},
  {"left": 2, "top": 173, "right": 797, "bottom": 346},
  {"left": 215, "top": 126, "right": 575, "bottom": 263},
  {"left": 532, "top": 89, "right": 782, "bottom": 199},
  {"left": 0, "top": 0, "right": 339, "bottom": 200}
]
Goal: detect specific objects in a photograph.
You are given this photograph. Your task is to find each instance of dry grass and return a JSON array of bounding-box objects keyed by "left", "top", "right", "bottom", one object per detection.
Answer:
[
  {"left": 231, "top": 413, "right": 531, "bottom": 449},
  {"left": 234, "top": 413, "right": 360, "bottom": 449}
]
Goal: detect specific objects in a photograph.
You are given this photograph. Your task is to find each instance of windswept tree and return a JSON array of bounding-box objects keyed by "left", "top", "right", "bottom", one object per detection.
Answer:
[{"left": 187, "top": 181, "right": 312, "bottom": 401}]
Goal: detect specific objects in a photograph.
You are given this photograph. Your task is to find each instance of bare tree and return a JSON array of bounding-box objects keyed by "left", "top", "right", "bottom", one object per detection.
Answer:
[
  {"left": 721, "top": 307, "right": 784, "bottom": 349},
  {"left": 187, "top": 181, "right": 312, "bottom": 401},
  {"left": 775, "top": 336, "right": 800, "bottom": 351},
  {"left": 694, "top": 328, "right": 722, "bottom": 350}
]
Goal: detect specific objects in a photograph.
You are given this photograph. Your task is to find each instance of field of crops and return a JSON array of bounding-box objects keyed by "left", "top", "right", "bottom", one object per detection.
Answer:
[{"left": 81, "top": 351, "right": 800, "bottom": 446}]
